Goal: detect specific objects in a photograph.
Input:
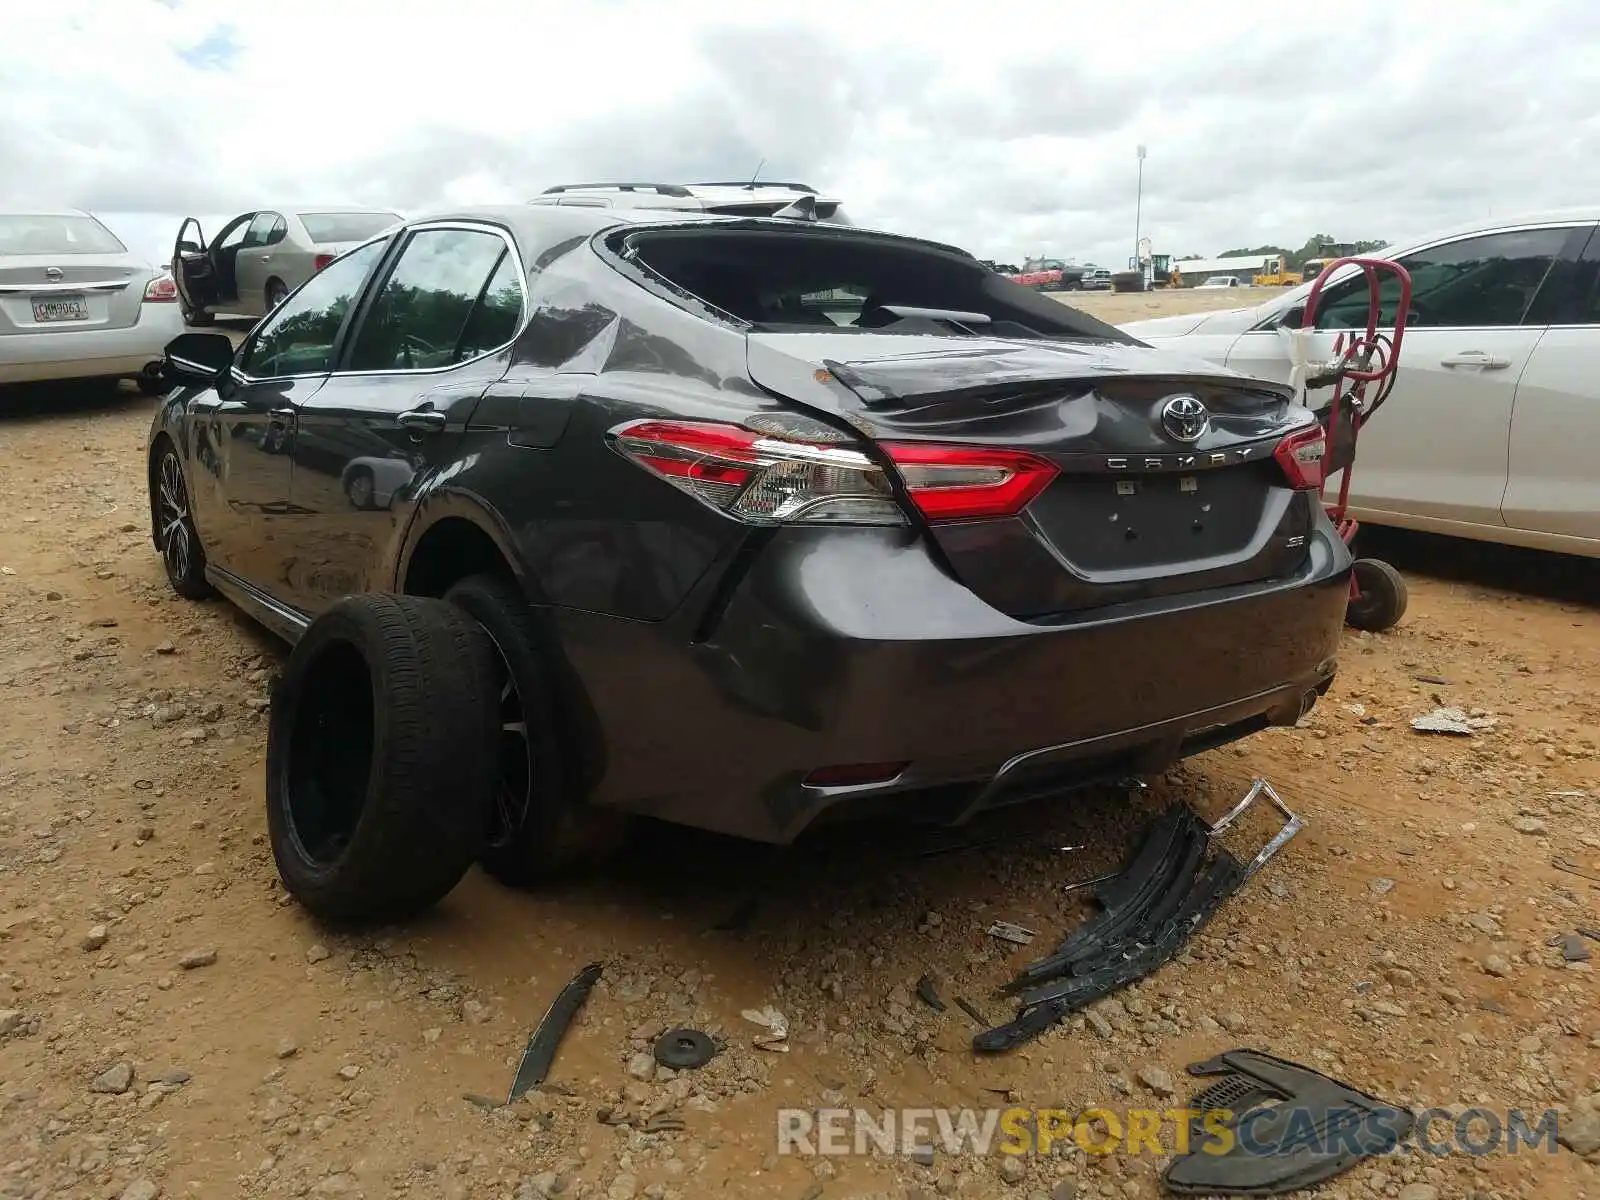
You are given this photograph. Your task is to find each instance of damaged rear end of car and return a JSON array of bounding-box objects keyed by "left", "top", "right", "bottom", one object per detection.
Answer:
[{"left": 541, "top": 216, "right": 1353, "bottom": 840}]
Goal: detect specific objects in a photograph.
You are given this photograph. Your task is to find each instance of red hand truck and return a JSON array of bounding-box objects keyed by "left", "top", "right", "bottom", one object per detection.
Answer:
[{"left": 1298, "top": 257, "right": 1414, "bottom": 632}]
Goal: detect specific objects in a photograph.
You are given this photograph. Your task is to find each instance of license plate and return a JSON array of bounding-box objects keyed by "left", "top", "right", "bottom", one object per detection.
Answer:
[{"left": 32, "top": 295, "right": 89, "bottom": 323}]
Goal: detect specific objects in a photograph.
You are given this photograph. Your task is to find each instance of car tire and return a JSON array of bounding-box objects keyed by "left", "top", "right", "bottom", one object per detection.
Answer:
[
  {"left": 150, "top": 440, "right": 216, "bottom": 600},
  {"left": 266, "top": 279, "right": 289, "bottom": 311},
  {"left": 443, "top": 573, "right": 624, "bottom": 888},
  {"left": 1345, "top": 557, "right": 1408, "bottom": 632},
  {"left": 266, "top": 593, "right": 500, "bottom": 923}
]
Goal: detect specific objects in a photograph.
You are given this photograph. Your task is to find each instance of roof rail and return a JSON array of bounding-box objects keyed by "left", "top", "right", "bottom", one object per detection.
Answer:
[
  {"left": 689, "top": 181, "right": 818, "bottom": 194},
  {"left": 540, "top": 183, "right": 694, "bottom": 197}
]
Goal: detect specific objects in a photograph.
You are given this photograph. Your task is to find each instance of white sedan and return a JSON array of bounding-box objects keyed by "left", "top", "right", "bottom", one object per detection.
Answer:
[
  {"left": 0, "top": 209, "right": 185, "bottom": 390},
  {"left": 1122, "top": 208, "right": 1600, "bottom": 559}
]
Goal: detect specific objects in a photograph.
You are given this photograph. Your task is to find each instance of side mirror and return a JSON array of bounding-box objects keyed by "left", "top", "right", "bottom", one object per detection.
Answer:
[
  {"left": 162, "top": 332, "right": 235, "bottom": 387},
  {"left": 1278, "top": 305, "right": 1307, "bottom": 329}
]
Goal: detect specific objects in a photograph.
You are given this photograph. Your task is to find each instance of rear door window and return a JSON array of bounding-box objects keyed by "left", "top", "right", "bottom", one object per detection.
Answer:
[
  {"left": 1314, "top": 228, "right": 1570, "bottom": 330},
  {"left": 241, "top": 212, "right": 280, "bottom": 249},
  {"left": 343, "top": 227, "right": 524, "bottom": 372}
]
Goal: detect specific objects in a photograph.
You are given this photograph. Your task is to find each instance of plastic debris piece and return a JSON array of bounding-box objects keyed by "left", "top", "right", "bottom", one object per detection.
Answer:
[
  {"left": 741, "top": 1005, "right": 790, "bottom": 1051},
  {"left": 1163, "top": 1049, "right": 1415, "bottom": 1195},
  {"left": 986, "top": 921, "right": 1036, "bottom": 946},
  {"left": 507, "top": 962, "right": 602, "bottom": 1103},
  {"left": 1410, "top": 706, "right": 1496, "bottom": 735}
]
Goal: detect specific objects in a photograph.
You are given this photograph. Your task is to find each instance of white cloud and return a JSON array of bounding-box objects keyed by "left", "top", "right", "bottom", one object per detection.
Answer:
[{"left": 5, "top": 0, "right": 1599, "bottom": 270}]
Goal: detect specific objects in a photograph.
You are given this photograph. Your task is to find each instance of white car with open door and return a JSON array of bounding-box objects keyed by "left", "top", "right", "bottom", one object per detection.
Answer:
[
  {"left": 1122, "top": 209, "right": 1600, "bottom": 559},
  {"left": 172, "top": 206, "right": 402, "bottom": 325},
  {"left": 0, "top": 208, "right": 184, "bottom": 390}
]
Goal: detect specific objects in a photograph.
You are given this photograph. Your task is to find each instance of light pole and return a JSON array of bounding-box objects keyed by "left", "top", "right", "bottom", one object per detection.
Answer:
[{"left": 1133, "top": 144, "right": 1147, "bottom": 275}]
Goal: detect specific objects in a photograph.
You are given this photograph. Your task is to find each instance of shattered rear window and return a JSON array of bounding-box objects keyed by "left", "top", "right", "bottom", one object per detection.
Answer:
[{"left": 612, "top": 227, "right": 1132, "bottom": 342}]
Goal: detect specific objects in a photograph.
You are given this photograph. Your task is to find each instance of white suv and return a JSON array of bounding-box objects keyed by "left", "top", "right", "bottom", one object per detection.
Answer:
[
  {"left": 1122, "top": 208, "right": 1600, "bottom": 559},
  {"left": 528, "top": 181, "right": 852, "bottom": 225}
]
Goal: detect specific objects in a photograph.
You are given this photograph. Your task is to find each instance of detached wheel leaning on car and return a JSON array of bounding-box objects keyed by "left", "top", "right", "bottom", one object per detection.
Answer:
[
  {"left": 265, "top": 593, "right": 501, "bottom": 923},
  {"left": 1345, "top": 557, "right": 1408, "bottom": 632},
  {"left": 443, "top": 574, "right": 623, "bottom": 887},
  {"left": 150, "top": 440, "right": 216, "bottom": 600}
]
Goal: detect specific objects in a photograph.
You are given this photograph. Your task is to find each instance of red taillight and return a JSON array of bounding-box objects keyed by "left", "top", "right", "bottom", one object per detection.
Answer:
[
  {"left": 881, "top": 442, "right": 1058, "bottom": 521},
  {"left": 143, "top": 275, "right": 178, "bottom": 303},
  {"left": 313, "top": 253, "right": 335, "bottom": 273},
  {"left": 1274, "top": 425, "right": 1327, "bottom": 490},
  {"left": 609, "top": 419, "right": 907, "bottom": 526},
  {"left": 609, "top": 420, "right": 1060, "bottom": 526}
]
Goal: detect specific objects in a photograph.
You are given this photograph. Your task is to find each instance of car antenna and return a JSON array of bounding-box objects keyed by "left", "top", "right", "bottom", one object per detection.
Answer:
[{"left": 746, "top": 157, "right": 765, "bottom": 191}]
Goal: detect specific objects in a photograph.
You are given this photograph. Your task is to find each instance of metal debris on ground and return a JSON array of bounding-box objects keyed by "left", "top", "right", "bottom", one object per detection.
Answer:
[
  {"left": 973, "top": 779, "right": 1301, "bottom": 1054},
  {"left": 1162, "top": 1049, "right": 1415, "bottom": 1196},
  {"left": 986, "top": 920, "right": 1036, "bottom": 946},
  {"left": 653, "top": 1028, "right": 716, "bottom": 1070},
  {"left": 741, "top": 1005, "right": 790, "bottom": 1052},
  {"left": 506, "top": 961, "right": 603, "bottom": 1104},
  {"left": 1410, "top": 706, "right": 1497, "bottom": 735},
  {"left": 915, "top": 974, "right": 947, "bottom": 1012}
]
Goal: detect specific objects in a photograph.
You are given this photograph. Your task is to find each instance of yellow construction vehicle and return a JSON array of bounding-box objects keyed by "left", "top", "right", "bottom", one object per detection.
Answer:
[{"left": 1251, "top": 254, "right": 1303, "bottom": 287}]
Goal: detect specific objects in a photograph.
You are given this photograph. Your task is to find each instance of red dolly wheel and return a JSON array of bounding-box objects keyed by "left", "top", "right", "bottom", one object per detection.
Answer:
[{"left": 1345, "top": 558, "right": 1408, "bottom": 632}]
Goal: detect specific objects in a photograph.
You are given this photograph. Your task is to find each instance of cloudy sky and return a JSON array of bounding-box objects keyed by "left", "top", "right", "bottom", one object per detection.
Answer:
[{"left": 6, "top": 0, "right": 1599, "bottom": 270}]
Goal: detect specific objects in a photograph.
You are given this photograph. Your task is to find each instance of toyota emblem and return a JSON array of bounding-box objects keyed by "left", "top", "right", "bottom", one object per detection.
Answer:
[{"left": 1159, "top": 394, "right": 1210, "bottom": 443}]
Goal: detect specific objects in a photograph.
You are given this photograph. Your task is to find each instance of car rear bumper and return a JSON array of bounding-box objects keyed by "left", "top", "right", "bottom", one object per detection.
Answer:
[
  {"left": 0, "top": 304, "right": 183, "bottom": 385},
  {"left": 560, "top": 517, "right": 1352, "bottom": 843}
]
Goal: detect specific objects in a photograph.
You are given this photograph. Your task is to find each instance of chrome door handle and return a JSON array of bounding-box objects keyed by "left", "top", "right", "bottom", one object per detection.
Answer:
[
  {"left": 1440, "top": 351, "right": 1510, "bottom": 369},
  {"left": 259, "top": 255, "right": 272, "bottom": 262},
  {"left": 396, "top": 406, "right": 447, "bottom": 434}
]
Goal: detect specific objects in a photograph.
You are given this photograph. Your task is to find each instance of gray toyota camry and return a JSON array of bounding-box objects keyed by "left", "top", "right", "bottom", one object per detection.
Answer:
[{"left": 145, "top": 198, "right": 1349, "bottom": 902}]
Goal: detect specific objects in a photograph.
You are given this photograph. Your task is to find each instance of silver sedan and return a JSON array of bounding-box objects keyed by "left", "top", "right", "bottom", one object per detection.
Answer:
[
  {"left": 0, "top": 208, "right": 184, "bottom": 390},
  {"left": 172, "top": 206, "right": 402, "bottom": 324}
]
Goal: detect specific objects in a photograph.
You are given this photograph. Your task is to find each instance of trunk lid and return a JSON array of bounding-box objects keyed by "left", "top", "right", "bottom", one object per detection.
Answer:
[
  {"left": 746, "top": 332, "right": 1319, "bottom": 620},
  {"left": 0, "top": 253, "right": 152, "bottom": 336}
]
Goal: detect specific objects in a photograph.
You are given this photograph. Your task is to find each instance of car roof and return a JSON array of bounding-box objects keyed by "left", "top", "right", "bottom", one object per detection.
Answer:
[
  {"left": 1384, "top": 206, "right": 1600, "bottom": 254},
  {"left": 393, "top": 203, "right": 975, "bottom": 263},
  {"left": 0, "top": 207, "right": 99, "bottom": 218},
  {"left": 537, "top": 181, "right": 840, "bottom": 204},
  {"left": 275, "top": 205, "right": 401, "bottom": 216}
]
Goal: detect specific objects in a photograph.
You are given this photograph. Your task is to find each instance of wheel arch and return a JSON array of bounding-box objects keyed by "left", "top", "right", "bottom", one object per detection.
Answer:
[
  {"left": 395, "top": 493, "right": 526, "bottom": 600},
  {"left": 394, "top": 492, "right": 608, "bottom": 796}
]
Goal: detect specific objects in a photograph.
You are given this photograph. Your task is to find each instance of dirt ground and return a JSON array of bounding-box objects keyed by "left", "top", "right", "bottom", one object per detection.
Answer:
[
  {"left": 2, "top": 292, "right": 1598, "bottom": 1200},
  {"left": 1063, "top": 286, "right": 1282, "bottom": 326}
]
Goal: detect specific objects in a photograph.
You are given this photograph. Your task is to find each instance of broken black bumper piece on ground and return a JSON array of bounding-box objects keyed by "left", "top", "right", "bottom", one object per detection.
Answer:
[
  {"left": 507, "top": 961, "right": 603, "bottom": 1104},
  {"left": 973, "top": 780, "right": 1302, "bottom": 1053},
  {"left": 1163, "top": 1049, "right": 1416, "bottom": 1195}
]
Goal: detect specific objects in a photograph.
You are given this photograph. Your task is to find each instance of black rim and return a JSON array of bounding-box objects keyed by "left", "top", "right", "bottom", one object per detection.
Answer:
[
  {"left": 157, "top": 452, "right": 194, "bottom": 584},
  {"left": 483, "top": 632, "right": 533, "bottom": 848}
]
